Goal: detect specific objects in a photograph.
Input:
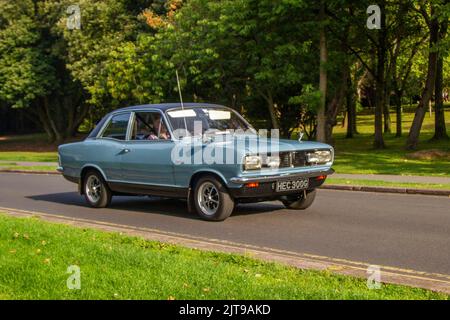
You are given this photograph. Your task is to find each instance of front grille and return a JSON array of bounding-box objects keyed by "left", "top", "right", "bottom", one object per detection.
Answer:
[
  {"left": 274, "top": 151, "right": 311, "bottom": 168},
  {"left": 263, "top": 149, "right": 327, "bottom": 169},
  {"left": 279, "top": 152, "right": 292, "bottom": 168},
  {"left": 292, "top": 151, "right": 309, "bottom": 167}
]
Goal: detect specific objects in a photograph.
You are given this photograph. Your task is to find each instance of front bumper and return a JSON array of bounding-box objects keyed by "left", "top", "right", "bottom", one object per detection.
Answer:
[
  {"left": 228, "top": 168, "right": 334, "bottom": 200},
  {"left": 230, "top": 168, "right": 334, "bottom": 184}
]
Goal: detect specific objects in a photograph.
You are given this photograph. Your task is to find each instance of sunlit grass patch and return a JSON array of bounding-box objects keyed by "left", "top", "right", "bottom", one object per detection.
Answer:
[{"left": 0, "top": 213, "right": 447, "bottom": 300}]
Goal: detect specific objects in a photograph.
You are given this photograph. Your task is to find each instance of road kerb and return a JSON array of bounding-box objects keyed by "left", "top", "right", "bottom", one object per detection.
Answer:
[
  {"left": 320, "top": 184, "right": 450, "bottom": 196},
  {"left": 1, "top": 206, "right": 450, "bottom": 295}
]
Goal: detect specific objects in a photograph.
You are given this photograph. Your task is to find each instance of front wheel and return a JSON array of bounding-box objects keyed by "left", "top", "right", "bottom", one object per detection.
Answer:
[
  {"left": 281, "top": 189, "right": 316, "bottom": 210},
  {"left": 193, "top": 176, "right": 234, "bottom": 221},
  {"left": 83, "top": 170, "right": 112, "bottom": 208}
]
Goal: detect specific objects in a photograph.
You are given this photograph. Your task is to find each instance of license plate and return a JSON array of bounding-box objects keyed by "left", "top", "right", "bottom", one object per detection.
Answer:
[{"left": 275, "top": 178, "right": 309, "bottom": 192}]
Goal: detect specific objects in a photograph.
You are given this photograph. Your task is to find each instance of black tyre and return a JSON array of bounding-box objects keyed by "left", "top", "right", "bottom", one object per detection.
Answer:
[
  {"left": 193, "top": 176, "right": 234, "bottom": 221},
  {"left": 83, "top": 170, "right": 112, "bottom": 208},
  {"left": 281, "top": 189, "right": 316, "bottom": 210}
]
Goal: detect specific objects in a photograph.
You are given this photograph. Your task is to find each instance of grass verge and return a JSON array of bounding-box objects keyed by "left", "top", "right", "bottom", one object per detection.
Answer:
[
  {"left": 327, "top": 178, "right": 450, "bottom": 191},
  {"left": 332, "top": 109, "right": 450, "bottom": 177},
  {"left": 0, "top": 152, "right": 57, "bottom": 162},
  {"left": 0, "top": 213, "right": 447, "bottom": 300},
  {"left": 0, "top": 164, "right": 57, "bottom": 172}
]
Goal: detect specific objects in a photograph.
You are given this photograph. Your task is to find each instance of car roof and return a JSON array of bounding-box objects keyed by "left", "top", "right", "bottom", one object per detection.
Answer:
[{"left": 113, "top": 102, "right": 226, "bottom": 113}]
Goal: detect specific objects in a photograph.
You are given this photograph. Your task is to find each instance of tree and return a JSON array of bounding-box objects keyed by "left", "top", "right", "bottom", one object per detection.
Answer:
[
  {"left": 325, "top": 0, "right": 387, "bottom": 148},
  {"left": 431, "top": 17, "right": 449, "bottom": 140},
  {"left": 316, "top": 0, "right": 327, "bottom": 142},
  {"left": 103, "top": 0, "right": 322, "bottom": 138},
  {"left": 0, "top": 0, "right": 157, "bottom": 142},
  {"left": 386, "top": 2, "right": 427, "bottom": 137},
  {"left": 406, "top": 2, "right": 442, "bottom": 149},
  {"left": 390, "top": 35, "right": 428, "bottom": 137}
]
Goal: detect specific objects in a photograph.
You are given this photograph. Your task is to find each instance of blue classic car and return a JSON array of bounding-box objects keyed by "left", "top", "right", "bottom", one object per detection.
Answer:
[{"left": 58, "top": 103, "right": 334, "bottom": 221}]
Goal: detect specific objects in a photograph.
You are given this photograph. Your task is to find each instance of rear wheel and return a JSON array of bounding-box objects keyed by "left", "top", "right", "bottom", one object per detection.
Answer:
[
  {"left": 83, "top": 170, "right": 112, "bottom": 208},
  {"left": 193, "top": 176, "right": 234, "bottom": 221},
  {"left": 281, "top": 189, "right": 316, "bottom": 210}
]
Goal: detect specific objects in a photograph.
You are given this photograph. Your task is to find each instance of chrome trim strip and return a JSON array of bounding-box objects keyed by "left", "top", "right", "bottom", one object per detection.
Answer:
[{"left": 230, "top": 168, "right": 334, "bottom": 184}]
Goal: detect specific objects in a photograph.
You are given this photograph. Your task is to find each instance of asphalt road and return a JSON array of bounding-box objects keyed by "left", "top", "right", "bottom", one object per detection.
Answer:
[{"left": 1, "top": 172, "right": 449, "bottom": 275}]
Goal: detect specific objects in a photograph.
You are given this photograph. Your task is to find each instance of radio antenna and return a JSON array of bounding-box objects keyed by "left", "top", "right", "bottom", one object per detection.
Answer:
[{"left": 175, "top": 70, "right": 188, "bottom": 136}]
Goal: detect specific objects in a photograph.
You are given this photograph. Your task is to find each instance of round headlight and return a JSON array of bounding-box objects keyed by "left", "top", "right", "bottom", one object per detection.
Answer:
[
  {"left": 306, "top": 150, "right": 332, "bottom": 164},
  {"left": 244, "top": 155, "right": 262, "bottom": 170}
]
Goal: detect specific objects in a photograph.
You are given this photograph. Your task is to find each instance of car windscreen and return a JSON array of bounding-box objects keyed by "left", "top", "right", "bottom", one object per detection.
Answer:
[{"left": 166, "top": 107, "right": 253, "bottom": 137}]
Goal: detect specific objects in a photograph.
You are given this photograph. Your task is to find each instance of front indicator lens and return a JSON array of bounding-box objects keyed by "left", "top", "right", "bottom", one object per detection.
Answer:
[
  {"left": 245, "top": 182, "right": 260, "bottom": 188},
  {"left": 306, "top": 150, "right": 332, "bottom": 164},
  {"left": 244, "top": 155, "right": 262, "bottom": 170}
]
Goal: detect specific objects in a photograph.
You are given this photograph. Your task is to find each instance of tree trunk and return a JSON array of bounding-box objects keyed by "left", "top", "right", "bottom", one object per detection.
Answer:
[
  {"left": 35, "top": 104, "right": 55, "bottom": 142},
  {"left": 395, "top": 90, "right": 403, "bottom": 137},
  {"left": 346, "top": 69, "right": 356, "bottom": 138},
  {"left": 406, "top": 9, "right": 439, "bottom": 150},
  {"left": 373, "top": 2, "right": 386, "bottom": 149},
  {"left": 383, "top": 90, "right": 391, "bottom": 133},
  {"left": 431, "top": 20, "right": 448, "bottom": 141},
  {"left": 266, "top": 91, "right": 279, "bottom": 130},
  {"left": 325, "top": 67, "right": 349, "bottom": 144},
  {"left": 432, "top": 55, "right": 448, "bottom": 140},
  {"left": 316, "top": 0, "right": 327, "bottom": 143},
  {"left": 256, "top": 87, "right": 279, "bottom": 130},
  {"left": 42, "top": 96, "right": 64, "bottom": 143}
]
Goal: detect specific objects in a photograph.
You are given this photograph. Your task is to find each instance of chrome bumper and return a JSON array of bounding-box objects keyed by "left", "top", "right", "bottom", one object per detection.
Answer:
[{"left": 230, "top": 168, "right": 334, "bottom": 184}]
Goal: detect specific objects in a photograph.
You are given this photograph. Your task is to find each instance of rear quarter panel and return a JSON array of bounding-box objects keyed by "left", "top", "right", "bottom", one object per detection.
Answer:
[{"left": 59, "top": 139, "right": 123, "bottom": 181}]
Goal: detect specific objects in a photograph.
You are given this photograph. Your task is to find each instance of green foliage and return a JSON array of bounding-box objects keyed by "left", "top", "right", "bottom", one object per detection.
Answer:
[
  {"left": 0, "top": 0, "right": 449, "bottom": 144},
  {"left": 0, "top": 1, "right": 56, "bottom": 108}
]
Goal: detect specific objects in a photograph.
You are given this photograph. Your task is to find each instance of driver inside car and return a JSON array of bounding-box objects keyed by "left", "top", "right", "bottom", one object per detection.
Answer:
[
  {"left": 148, "top": 114, "right": 170, "bottom": 140},
  {"left": 132, "top": 112, "right": 170, "bottom": 140}
]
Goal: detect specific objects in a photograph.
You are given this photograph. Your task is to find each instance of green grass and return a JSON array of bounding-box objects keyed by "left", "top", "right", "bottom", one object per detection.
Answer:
[
  {"left": 0, "top": 152, "right": 57, "bottom": 162},
  {"left": 327, "top": 178, "right": 450, "bottom": 191},
  {"left": 0, "top": 165, "right": 57, "bottom": 171},
  {"left": 0, "top": 213, "right": 447, "bottom": 300},
  {"left": 332, "top": 109, "right": 450, "bottom": 177}
]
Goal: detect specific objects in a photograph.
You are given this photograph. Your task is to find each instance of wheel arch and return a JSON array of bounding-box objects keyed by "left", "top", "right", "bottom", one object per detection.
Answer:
[
  {"left": 79, "top": 164, "right": 108, "bottom": 195},
  {"left": 189, "top": 169, "right": 229, "bottom": 190},
  {"left": 187, "top": 170, "right": 230, "bottom": 214}
]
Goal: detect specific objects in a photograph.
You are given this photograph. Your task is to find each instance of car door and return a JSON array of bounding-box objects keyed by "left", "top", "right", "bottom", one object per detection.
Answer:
[
  {"left": 93, "top": 112, "right": 131, "bottom": 181},
  {"left": 120, "top": 110, "right": 175, "bottom": 187}
]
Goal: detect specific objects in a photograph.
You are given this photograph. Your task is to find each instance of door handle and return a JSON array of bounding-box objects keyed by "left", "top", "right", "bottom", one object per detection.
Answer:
[{"left": 122, "top": 148, "right": 131, "bottom": 154}]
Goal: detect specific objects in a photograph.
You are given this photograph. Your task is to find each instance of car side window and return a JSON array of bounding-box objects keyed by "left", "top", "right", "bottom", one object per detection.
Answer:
[
  {"left": 131, "top": 112, "right": 171, "bottom": 141},
  {"left": 101, "top": 113, "right": 131, "bottom": 140}
]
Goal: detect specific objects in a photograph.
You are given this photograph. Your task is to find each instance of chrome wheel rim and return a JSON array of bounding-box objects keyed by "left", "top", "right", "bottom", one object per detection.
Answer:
[
  {"left": 86, "top": 175, "right": 102, "bottom": 203},
  {"left": 198, "top": 182, "right": 219, "bottom": 216}
]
